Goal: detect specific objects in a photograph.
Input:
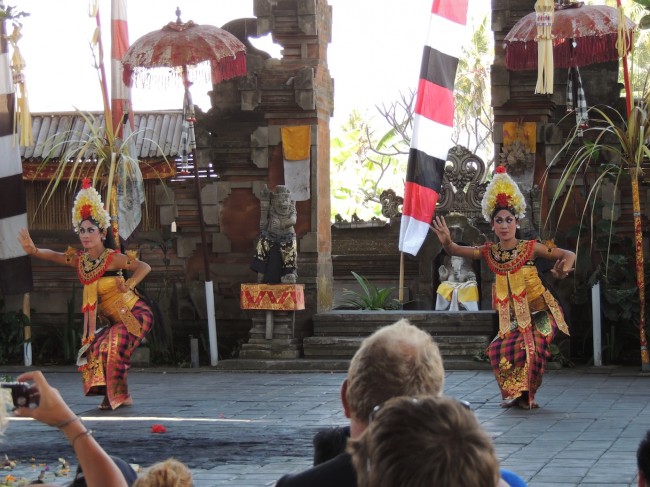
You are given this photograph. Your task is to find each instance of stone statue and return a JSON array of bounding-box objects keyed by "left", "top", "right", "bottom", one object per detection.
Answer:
[
  {"left": 435, "top": 255, "right": 479, "bottom": 311},
  {"left": 251, "top": 185, "right": 298, "bottom": 284}
]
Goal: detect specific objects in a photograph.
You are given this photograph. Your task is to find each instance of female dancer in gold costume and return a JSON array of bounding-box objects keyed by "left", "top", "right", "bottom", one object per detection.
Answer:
[
  {"left": 18, "top": 178, "right": 153, "bottom": 410},
  {"left": 431, "top": 166, "right": 575, "bottom": 409}
]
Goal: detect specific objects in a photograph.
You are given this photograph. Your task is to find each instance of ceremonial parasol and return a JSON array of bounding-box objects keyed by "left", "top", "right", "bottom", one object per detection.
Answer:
[
  {"left": 504, "top": 4, "right": 635, "bottom": 71},
  {"left": 122, "top": 8, "right": 247, "bottom": 366}
]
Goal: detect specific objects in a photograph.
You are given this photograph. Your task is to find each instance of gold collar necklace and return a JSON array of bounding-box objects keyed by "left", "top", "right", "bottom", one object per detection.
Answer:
[
  {"left": 78, "top": 248, "right": 115, "bottom": 284},
  {"left": 498, "top": 239, "right": 518, "bottom": 251}
]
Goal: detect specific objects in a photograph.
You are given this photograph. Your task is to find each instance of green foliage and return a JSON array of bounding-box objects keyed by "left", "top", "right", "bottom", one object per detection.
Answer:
[
  {"left": 56, "top": 283, "right": 83, "bottom": 362},
  {"left": 561, "top": 194, "right": 640, "bottom": 364},
  {"left": 0, "top": 300, "right": 28, "bottom": 365},
  {"left": 341, "top": 272, "right": 400, "bottom": 310},
  {"left": 0, "top": 5, "right": 29, "bottom": 22},
  {"left": 454, "top": 16, "right": 493, "bottom": 158},
  {"left": 550, "top": 343, "right": 575, "bottom": 368},
  {"left": 329, "top": 11, "right": 494, "bottom": 222},
  {"left": 330, "top": 110, "right": 407, "bottom": 221}
]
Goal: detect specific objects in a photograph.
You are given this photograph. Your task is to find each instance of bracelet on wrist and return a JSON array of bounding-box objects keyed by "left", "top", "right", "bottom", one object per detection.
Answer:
[
  {"left": 54, "top": 416, "right": 80, "bottom": 429},
  {"left": 70, "top": 429, "right": 94, "bottom": 448}
]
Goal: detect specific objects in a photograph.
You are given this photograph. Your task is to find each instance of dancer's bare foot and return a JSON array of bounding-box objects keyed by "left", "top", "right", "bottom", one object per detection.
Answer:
[
  {"left": 501, "top": 393, "right": 538, "bottom": 409},
  {"left": 98, "top": 397, "right": 111, "bottom": 410},
  {"left": 500, "top": 398, "right": 520, "bottom": 408},
  {"left": 98, "top": 396, "right": 133, "bottom": 410},
  {"left": 517, "top": 398, "right": 539, "bottom": 409}
]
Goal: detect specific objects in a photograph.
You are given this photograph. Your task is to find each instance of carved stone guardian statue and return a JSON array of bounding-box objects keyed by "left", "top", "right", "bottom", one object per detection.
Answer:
[{"left": 250, "top": 185, "right": 298, "bottom": 284}]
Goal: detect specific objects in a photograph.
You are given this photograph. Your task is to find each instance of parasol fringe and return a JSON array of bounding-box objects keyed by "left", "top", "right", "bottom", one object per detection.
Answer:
[
  {"left": 211, "top": 54, "right": 247, "bottom": 83},
  {"left": 534, "top": 0, "right": 554, "bottom": 94},
  {"left": 124, "top": 55, "right": 247, "bottom": 88},
  {"left": 506, "top": 33, "right": 633, "bottom": 71}
]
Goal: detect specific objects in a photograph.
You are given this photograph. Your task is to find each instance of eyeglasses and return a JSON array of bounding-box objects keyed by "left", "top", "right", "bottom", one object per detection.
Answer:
[{"left": 369, "top": 396, "right": 471, "bottom": 424}]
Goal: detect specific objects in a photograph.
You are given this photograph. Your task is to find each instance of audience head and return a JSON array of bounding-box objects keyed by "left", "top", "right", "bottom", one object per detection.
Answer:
[
  {"left": 638, "top": 430, "right": 650, "bottom": 487},
  {"left": 313, "top": 426, "right": 350, "bottom": 465},
  {"left": 344, "top": 319, "right": 444, "bottom": 429},
  {"left": 132, "top": 458, "right": 192, "bottom": 487},
  {"left": 348, "top": 395, "right": 500, "bottom": 487}
]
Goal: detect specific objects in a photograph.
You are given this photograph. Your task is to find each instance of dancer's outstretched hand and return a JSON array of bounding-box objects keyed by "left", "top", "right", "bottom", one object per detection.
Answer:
[
  {"left": 431, "top": 216, "right": 452, "bottom": 247},
  {"left": 18, "top": 228, "right": 37, "bottom": 256},
  {"left": 551, "top": 258, "right": 574, "bottom": 280}
]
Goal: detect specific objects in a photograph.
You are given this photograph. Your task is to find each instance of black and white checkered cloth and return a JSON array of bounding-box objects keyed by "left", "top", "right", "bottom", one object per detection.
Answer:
[{"left": 566, "top": 67, "right": 589, "bottom": 131}]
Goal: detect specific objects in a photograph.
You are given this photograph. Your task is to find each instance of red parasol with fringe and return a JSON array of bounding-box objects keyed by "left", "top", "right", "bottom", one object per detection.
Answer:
[
  {"left": 122, "top": 11, "right": 246, "bottom": 88},
  {"left": 504, "top": 4, "right": 635, "bottom": 71}
]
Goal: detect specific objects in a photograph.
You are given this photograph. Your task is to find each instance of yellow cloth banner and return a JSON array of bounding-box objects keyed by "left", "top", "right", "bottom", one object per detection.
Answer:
[
  {"left": 281, "top": 126, "right": 310, "bottom": 161},
  {"left": 503, "top": 121, "right": 536, "bottom": 154}
]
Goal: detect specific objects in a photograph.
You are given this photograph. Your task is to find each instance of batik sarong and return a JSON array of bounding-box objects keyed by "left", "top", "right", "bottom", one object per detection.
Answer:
[
  {"left": 80, "top": 300, "right": 153, "bottom": 409},
  {"left": 487, "top": 310, "right": 558, "bottom": 403}
]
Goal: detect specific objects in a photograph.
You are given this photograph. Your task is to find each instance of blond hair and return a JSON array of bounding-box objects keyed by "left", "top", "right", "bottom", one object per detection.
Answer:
[
  {"left": 133, "top": 458, "right": 192, "bottom": 487},
  {"left": 346, "top": 319, "right": 444, "bottom": 423},
  {"left": 348, "top": 395, "right": 500, "bottom": 487}
]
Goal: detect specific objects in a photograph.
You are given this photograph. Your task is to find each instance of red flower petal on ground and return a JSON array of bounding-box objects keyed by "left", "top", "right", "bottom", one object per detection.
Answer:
[{"left": 151, "top": 424, "right": 167, "bottom": 433}]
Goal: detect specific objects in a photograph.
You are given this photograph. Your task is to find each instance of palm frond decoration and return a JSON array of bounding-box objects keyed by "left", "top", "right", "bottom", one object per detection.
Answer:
[{"left": 544, "top": 87, "right": 650, "bottom": 370}]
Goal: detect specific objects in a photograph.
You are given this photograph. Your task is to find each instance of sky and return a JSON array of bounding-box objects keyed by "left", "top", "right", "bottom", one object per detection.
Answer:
[{"left": 17, "top": 0, "right": 491, "bottom": 132}]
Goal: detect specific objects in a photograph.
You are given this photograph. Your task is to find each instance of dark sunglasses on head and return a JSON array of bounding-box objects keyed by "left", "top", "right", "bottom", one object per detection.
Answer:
[{"left": 369, "top": 396, "right": 471, "bottom": 424}]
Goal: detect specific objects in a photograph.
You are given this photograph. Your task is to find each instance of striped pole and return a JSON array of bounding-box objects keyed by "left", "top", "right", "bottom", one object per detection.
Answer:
[
  {"left": 398, "top": 0, "right": 469, "bottom": 256},
  {"left": 111, "top": 0, "right": 144, "bottom": 244},
  {"left": 0, "top": 9, "right": 33, "bottom": 364},
  {"left": 111, "top": 0, "right": 133, "bottom": 138}
]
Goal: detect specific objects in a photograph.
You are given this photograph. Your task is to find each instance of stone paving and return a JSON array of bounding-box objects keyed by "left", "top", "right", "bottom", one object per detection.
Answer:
[{"left": 1, "top": 365, "right": 649, "bottom": 486}]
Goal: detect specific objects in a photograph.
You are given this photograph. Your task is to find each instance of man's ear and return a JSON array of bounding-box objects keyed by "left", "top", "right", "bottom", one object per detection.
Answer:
[
  {"left": 639, "top": 469, "right": 646, "bottom": 487},
  {"left": 341, "top": 379, "right": 351, "bottom": 419}
]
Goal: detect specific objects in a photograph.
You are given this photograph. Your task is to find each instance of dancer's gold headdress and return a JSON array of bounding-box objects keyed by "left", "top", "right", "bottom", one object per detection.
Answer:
[
  {"left": 481, "top": 166, "right": 526, "bottom": 222},
  {"left": 72, "top": 178, "right": 110, "bottom": 233}
]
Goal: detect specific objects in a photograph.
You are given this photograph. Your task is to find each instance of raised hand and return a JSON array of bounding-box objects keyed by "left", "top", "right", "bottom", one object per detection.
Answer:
[
  {"left": 18, "top": 228, "right": 37, "bottom": 256},
  {"left": 13, "top": 371, "right": 76, "bottom": 427},
  {"left": 431, "top": 216, "right": 452, "bottom": 247},
  {"left": 550, "top": 258, "right": 574, "bottom": 280}
]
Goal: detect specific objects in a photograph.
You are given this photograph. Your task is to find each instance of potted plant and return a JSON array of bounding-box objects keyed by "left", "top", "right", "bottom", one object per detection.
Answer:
[{"left": 340, "top": 272, "right": 401, "bottom": 310}]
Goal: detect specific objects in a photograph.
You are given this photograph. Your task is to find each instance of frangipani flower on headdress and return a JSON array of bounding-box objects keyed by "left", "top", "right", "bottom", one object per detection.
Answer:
[
  {"left": 72, "top": 178, "right": 111, "bottom": 233},
  {"left": 481, "top": 166, "right": 526, "bottom": 222}
]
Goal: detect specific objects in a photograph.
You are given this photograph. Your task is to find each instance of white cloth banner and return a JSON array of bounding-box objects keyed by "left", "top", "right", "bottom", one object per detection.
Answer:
[{"left": 283, "top": 158, "right": 310, "bottom": 201}]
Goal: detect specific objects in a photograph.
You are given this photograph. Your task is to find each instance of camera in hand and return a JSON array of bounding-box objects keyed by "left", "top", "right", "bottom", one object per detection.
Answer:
[{"left": 1, "top": 382, "right": 36, "bottom": 408}]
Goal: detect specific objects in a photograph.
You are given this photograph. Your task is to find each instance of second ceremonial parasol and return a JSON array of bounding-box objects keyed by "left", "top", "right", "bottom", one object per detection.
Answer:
[{"left": 122, "top": 8, "right": 247, "bottom": 366}]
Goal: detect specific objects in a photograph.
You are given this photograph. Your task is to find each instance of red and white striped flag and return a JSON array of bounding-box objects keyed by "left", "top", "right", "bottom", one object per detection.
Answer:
[
  {"left": 399, "top": 0, "right": 469, "bottom": 256},
  {"left": 0, "top": 15, "right": 32, "bottom": 295},
  {"left": 111, "top": 0, "right": 144, "bottom": 243},
  {"left": 111, "top": 0, "right": 132, "bottom": 138}
]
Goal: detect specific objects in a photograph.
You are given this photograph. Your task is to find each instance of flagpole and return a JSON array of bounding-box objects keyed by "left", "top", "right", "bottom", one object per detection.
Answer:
[
  {"left": 183, "top": 67, "right": 218, "bottom": 366},
  {"left": 23, "top": 292, "right": 31, "bottom": 366},
  {"left": 398, "top": 252, "right": 405, "bottom": 306}
]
